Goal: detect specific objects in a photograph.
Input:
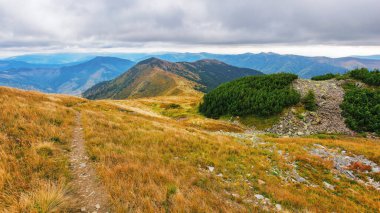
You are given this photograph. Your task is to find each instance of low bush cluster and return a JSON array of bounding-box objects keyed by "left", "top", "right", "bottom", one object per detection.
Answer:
[
  {"left": 199, "top": 73, "right": 300, "bottom": 118},
  {"left": 341, "top": 86, "right": 380, "bottom": 134},
  {"left": 302, "top": 90, "right": 317, "bottom": 111},
  {"left": 348, "top": 68, "right": 380, "bottom": 86},
  {"left": 311, "top": 73, "right": 339, "bottom": 81}
]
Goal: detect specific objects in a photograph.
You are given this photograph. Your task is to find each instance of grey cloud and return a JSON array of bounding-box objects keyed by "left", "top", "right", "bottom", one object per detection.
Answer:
[{"left": 0, "top": 0, "right": 379, "bottom": 50}]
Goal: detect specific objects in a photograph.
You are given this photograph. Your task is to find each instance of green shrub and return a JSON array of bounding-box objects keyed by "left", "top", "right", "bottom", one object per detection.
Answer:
[
  {"left": 348, "top": 68, "right": 380, "bottom": 86},
  {"left": 50, "top": 137, "right": 63, "bottom": 144},
  {"left": 302, "top": 90, "right": 317, "bottom": 111},
  {"left": 199, "top": 73, "right": 300, "bottom": 118},
  {"left": 167, "top": 103, "right": 181, "bottom": 109},
  {"left": 311, "top": 73, "right": 339, "bottom": 81},
  {"left": 340, "top": 87, "right": 380, "bottom": 133}
]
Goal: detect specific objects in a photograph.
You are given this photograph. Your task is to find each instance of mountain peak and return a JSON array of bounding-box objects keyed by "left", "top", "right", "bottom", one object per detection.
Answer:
[
  {"left": 195, "top": 59, "right": 225, "bottom": 65},
  {"left": 89, "top": 56, "right": 131, "bottom": 63},
  {"left": 139, "top": 57, "right": 166, "bottom": 63},
  {"left": 136, "top": 57, "right": 174, "bottom": 69}
]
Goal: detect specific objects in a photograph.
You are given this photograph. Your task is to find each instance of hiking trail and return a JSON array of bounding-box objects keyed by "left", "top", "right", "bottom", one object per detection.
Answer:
[{"left": 70, "top": 112, "right": 110, "bottom": 213}]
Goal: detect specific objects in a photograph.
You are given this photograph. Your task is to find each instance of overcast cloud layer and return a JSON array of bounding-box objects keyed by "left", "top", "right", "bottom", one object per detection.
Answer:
[{"left": 0, "top": 0, "right": 379, "bottom": 55}]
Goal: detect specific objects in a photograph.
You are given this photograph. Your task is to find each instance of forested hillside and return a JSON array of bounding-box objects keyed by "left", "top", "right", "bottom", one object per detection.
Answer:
[
  {"left": 199, "top": 73, "right": 300, "bottom": 118},
  {"left": 348, "top": 68, "right": 380, "bottom": 86},
  {"left": 341, "top": 84, "right": 380, "bottom": 134}
]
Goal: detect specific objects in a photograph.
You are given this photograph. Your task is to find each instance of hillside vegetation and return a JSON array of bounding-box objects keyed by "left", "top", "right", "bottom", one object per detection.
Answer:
[
  {"left": 341, "top": 85, "right": 380, "bottom": 134},
  {"left": 311, "top": 73, "right": 338, "bottom": 81},
  {"left": 199, "top": 73, "right": 300, "bottom": 118},
  {"left": 1, "top": 86, "right": 380, "bottom": 212},
  {"left": 348, "top": 68, "right": 380, "bottom": 86},
  {"left": 311, "top": 68, "right": 380, "bottom": 86},
  {"left": 311, "top": 69, "right": 380, "bottom": 135}
]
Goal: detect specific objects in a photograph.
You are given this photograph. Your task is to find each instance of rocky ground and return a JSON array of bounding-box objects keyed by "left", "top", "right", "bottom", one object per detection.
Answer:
[
  {"left": 309, "top": 144, "right": 380, "bottom": 191},
  {"left": 211, "top": 130, "right": 380, "bottom": 212},
  {"left": 268, "top": 79, "right": 354, "bottom": 136}
]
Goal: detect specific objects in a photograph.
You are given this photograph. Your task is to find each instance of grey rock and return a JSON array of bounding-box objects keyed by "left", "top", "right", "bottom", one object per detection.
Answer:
[
  {"left": 275, "top": 204, "right": 282, "bottom": 211},
  {"left": 254, "top": 194, "right": 265, "bottom": 200},
  {"left": 323, "top": 181, "right": 335, "bottom": 190}
]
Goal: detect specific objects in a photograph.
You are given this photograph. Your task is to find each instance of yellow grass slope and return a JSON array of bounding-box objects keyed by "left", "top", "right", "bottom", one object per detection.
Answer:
[
  {"left": 79, "top": 94, "right": 380, "bottom": 212},
  {"left": 123, "top": 67, "right": 202, "bottom": 98},
  {"left": 1, "top": 86, "right": 379, "bottom": 212},
  {"left": 0, "top": 86, "right": 85, "bottom": 212}
]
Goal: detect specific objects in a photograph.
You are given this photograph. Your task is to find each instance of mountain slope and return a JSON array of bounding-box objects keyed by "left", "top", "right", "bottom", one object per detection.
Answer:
[
  {"left": 0, "top": 57, "right": 135, "bottom": 94},
  {"left": 83, "top": 58, "right": 263, "bottom": 99},
  {"left": 54, "top": 57, "right": 135, "bottom": 94},
  {"left": 147, "top": 52, "right": 380, "bottom": 78}
]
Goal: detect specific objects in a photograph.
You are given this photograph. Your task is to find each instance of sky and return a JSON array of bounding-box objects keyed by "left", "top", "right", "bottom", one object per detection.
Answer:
[{"left": 0, "top": 0, "right": 379, "bottom": 57}]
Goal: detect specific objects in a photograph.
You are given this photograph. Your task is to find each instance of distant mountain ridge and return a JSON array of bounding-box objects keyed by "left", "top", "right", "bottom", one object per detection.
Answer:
[
  {"left": 0, "top": 56, "right": 135, "bottom": 95},
  {"left": 2, "top": 52, "right": 380, "bottom": 94},
  {"left": 83, "top": 58, "right": 263, "bottom": 99},
  {"left": 6, "top": 52, "right": 380, "bottom": 79},
  {"left": 145, "top": 52, "right": 380, "bottom": 78},
  {"left": 352, "top": 55, "right": 380, "bottom": 60}
]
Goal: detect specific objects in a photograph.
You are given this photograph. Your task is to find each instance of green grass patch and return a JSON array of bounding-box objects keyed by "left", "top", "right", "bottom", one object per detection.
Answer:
[{"left": 239, "top": 114, "right": 282, "bottom": 130}]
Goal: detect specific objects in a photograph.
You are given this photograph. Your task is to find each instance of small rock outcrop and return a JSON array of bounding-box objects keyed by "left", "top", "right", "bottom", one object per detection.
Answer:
[{"left": 268, "top": 79, "right": 354, "bottom": 136}]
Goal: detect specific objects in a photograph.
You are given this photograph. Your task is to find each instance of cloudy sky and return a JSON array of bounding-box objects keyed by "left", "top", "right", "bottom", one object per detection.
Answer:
[{"left": 0, "top": 0, "right": 379, "bottom": 57}]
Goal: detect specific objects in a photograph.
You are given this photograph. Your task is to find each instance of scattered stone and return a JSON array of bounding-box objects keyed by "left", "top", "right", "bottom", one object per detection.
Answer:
[
  {"left": 373, "top": 167, "right": 380, "bottom": 173},
  {"left": 268, "top": 79, "right": 354, "bottom": 136},
  {"left": 231, "top": 193, "right": 240, "bottom": 198},
  {"left": 323, "top": 181, "right": 335, "bottom": 190},
  {"left": 254, "top": 194, "right": 264, "bottom": 200},
  {"left": 81, "top": 207, "right": 86, "bottom": 212},
  {"left": 95, "top": 204, "right": 100, "bottom": 209},
  {"left": 292, "top": 169, "right": 307, "bottom": 183},
  {"left": 258, "top": 179, "right": 266, "bottom": 185},
  {"left": 310, "top": 144, "right": 380, "bottom": 190},
  {"left": 217, "top": 173, "right": 223, "bottom": 177},
  {"left": 207, "top": 166, "right": 214, "bottom": 172},
  {"left": 275, "top": 204, "right": 282, "bottom": 211}
]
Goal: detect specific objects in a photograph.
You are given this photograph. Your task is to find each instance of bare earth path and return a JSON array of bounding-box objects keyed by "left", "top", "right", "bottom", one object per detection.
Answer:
[{"left": 70, "top": 112, "right": 110, "bottom": 213}]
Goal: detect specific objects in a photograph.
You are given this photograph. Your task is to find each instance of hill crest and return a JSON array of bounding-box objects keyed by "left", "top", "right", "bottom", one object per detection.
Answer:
[{"left": 83, "top": 58, "right": 263, "bottom": 99}]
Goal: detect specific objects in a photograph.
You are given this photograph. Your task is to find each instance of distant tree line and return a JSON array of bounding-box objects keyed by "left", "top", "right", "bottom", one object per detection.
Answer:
[
  {"left": 341, "top": 85, "right": 380, "bottom": 135},
  {"left": 311, "top": 73, "right": 339, "bottom": 81},
  {"left": 348, "top": 68, "right": 380, "bottom": 86},
  {"left": 199, "top": 73, "right": 300, "bottom": 118}
]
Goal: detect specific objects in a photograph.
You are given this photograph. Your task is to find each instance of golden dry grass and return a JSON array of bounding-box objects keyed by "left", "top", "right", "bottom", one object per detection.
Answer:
[
  {"left": 1, "top": 86, "right": 379, "bottom": 212},
  {"left": 0, "top": 87, "right": 84, "bottom": 212},
  {"left": 78, "top": 96, "right": 380, "bottom": 212}
]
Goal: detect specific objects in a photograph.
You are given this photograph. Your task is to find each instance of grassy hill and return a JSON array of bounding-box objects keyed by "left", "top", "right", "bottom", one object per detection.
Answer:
[
  {"left": 83, "top": 63, "right": 202, "bottom": 99},
  {"left": 83, "top": 58, "right": 263, "bottom": 99},
  {"left": 0, "top": 87, "right": 84, "bottom": 211},
  {"left": 1, "top": 86, "right": 380, "bottom": 212}
]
